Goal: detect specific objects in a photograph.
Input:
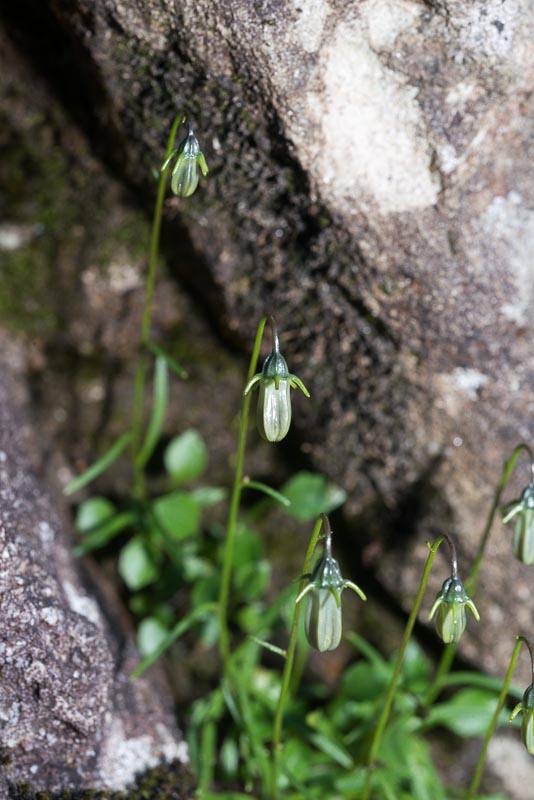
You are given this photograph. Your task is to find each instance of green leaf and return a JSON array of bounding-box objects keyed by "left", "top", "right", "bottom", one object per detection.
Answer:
[
  {"left": 74, "top": 511, "right": 134, "bottom": 554},
  {"left": 231, "top": 526, "right": 264, "bottom": 567},
  {"left": 136, "top": 357, "right": 168, "bottom": 469},
  {"left": 131, "top": 602, "right": 217, "bottom": 678},
  {"left": 138, "top": 616, "right": 169, "bottom": 657},
  {"left": 280, "top": 471, "right": 346, "bottom": 521},
  {"left": 64, "top": 432, "right": 131, "bottom": 496},
  {"left": 425, "top": 688, "right": 503, "bottom": 737},
  {"left": 476, "top": 796, "right": 510, "bottom": 800},
  {"left": 401, "top": 640, "right": 432, "bottom": 692},
  {"left": 234, "top": 559, "right": 270, "bottom": 601},
  {"left": 345, "top": 631, "right": 389, "bottom": 669},
  {"left": 307, "top": 730, "right": 353, "bottom": 769},
  {"left": 182, "top": 552, "right": 214, "bottom": 581},
  {"left": 242, "top": 478, "right": 290, "bottom": 507},
  {"left": 75, "top": 497, "right": 116, "bottom": 532},
  {"left": 164, "top": 429, "right": 208, "bottom": 483},
  {"left": 202, "top": 795, "right": 253, "bottom": 800},
  {"left": 153, "top": 492, "right": 201, "bottom": 540},
  {"left": 190, "top": 486, "right": 227, "bottom": 507},
  {"left": 341, "top": 661, "right": 389, "bottom": 702},
  {"left": 199, "top": 720, "right": 216, "bottom": 793},
  {"left": 118, "top": 537, "right": 158, "bottom": 591},
  {"left": 146, "top": 341, "right": 188, "bottom": 378},
  {"left": 219, "top": 737, "right": 239, "bottom": 778},
  {"left": 438, "top": 671, "right": 522, "bottom": 700},
  {"left": 231, "top": 672, "right": 271, "bottom": 788}
]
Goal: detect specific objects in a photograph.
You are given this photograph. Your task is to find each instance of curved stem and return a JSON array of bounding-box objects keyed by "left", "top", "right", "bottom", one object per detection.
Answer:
[
  {"left": 423, "top": 643, "right": 456, "bottom": 708},
  {"left": 217, "top": 316, "right": 268, "bottom": 664},
  {"left": 131, "top": 113, "right": 185, "bottom": 498},
  {"left": 467, "top": 635, "right": 532, "bottom": 799},
  {"left": 442, "top": 532, "right": 458, "bottom": 578},
  {"left": 322, "top": 513, "right": 333, "bottom": 558},
  {"left": 526, "top": 638, "right": 534, "bottom": 686},
  {"left": 426, "top": 444, "right": 534, "bottom": 707},
  {"left": 469, "top": 443, "right": 533, "bottom": 593},
  {"left": 271, "top": 515, "right": 325, "bottom": 799},
  {"left": 361, "top": 535, "right": 446, "bottom": 800},
  {"left": 267, "top": 315, "right": 280, "bottom": 354}
]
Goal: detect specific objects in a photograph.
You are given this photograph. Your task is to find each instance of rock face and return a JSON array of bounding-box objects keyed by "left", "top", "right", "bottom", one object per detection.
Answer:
[
  {"left": 1, "top": 0, "right": 534, "bottom": 675},
  {"left": 0, "top": 336, "right": 190, "bottom": 793}
]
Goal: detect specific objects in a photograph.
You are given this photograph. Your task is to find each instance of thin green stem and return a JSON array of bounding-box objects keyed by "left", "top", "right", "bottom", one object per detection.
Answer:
[
  {"left": 423, "top": 643, "right": 456, "bottom": 707},
  {"left": 361, "top": 535, "right": 446, "bottom": 800},
  {"left": 466, "top": 636, "right": 530, "bottom": 799},
  {"left": 271, "top": 515, "right": 325, "bottom": 799},
  {"left": 425, "top": 444, "right": 533, "bottom": 706},
  {"left": 131, "top": 113, "right": 184, "bottom": 498},
  {"left": 468, "top": 443, "right": 533, "bottom": 593},
  {"left": 217, "top": 316, "right": 268, "bottom": 664}
]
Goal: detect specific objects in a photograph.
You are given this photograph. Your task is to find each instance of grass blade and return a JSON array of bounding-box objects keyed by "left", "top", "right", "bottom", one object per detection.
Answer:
[
  {"left": 136, "top": 356, "right": 168, "bottom": 469},
  {"left": 131, "top": 601, "right": 216, "bottom": 678},
  {"left": 248, "top": 635, "right": 287, "bottom": 659},
  {"left": 74, "top": 511, "right": 135, "bottom": 555},
  {"left": 146, "top": 341, "right": 188, "bottom": 378},
  {"left": 64, "top": 432, "right": 131, "bottom": 496},
  {"left": 242, "top": 478, "right": 291, "bottom": 507}
]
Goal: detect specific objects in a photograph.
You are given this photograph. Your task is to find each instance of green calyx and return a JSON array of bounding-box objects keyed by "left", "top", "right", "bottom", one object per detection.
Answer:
[
  {"left": 243, "top": 349, "right": 310, "bottom": 397},
  {"left": 161, "top": 122, "right": 209, "bottom": 198},
  {"left": 503, "top": 481, "right": 534, "bottom": 565},
  {"left": 502, "top": 480, "right": 534, "bottom": 523},
  {"left": 243, "top": 316, "right": 310, "bottom": 442},
  {"left": 429, "top": 576, "right": 480, "bottom": 644},
  {"left": 295, "top": 532, "right": 366, "bottom": 651},
  {"left": 510, "top": 684, "right": 534, "bottom": 755}
]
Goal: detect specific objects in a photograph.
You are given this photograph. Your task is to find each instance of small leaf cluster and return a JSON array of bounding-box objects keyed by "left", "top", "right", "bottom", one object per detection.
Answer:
[
  {"left": 188, "top": 632, "right": 511, "bottom": 799},
  {"left": 74, "top": 422, "right": 225, "bottom": 648}
]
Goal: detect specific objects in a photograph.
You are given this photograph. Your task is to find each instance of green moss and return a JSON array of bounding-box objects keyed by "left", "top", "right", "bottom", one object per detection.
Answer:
[
  {"left": 9, "top": 760, "right": 196, "bottom": 800},
  {"left": 0, "top": 100, "right": 150, "bottom": 337}
]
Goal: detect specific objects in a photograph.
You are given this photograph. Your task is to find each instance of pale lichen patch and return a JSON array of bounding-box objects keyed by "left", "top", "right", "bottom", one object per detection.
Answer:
[
  {"left": 480, "top": 191, "right": 534, "bottom": 324},
  {"left": 307, "top": 20, "right": 439, "bottom": 214},
  {"left": 361, "top": 0, "right": 422, "bottom": 52},
  {"left": 63, "top": 579, "right": 103, "bottom": 627},
  {"left": 97, "top": 717, "right": 188, "bottom": 790}
]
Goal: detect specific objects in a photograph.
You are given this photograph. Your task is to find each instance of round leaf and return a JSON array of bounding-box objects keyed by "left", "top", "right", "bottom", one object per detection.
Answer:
[
  {"left": 118, "top": 537, "right": 158, "bottom": 590},
  {"left": 281, "top": 472, "right": 346, "bottom": 521},
  {"left": 153, "top": 492, "right": 201, "bottom": 540},
  {"left": 75, "top": 497, "right": 116, "bottom": 532},
  {"left": 164, "top": 429, "right": 208, "bottom": 483},
  {"left": 425, "top": 688, "right": 501, "bottom": 737},
  {"left": 138, "top": 616, "right": 169, "bottom": 657}
]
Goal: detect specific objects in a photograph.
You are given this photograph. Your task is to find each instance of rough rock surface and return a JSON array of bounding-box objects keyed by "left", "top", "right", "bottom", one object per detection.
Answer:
[
  {"left": 0, "top": 334, "right": 189, "bottom": 793},
  {"left": 1, "top": 0, "right": 534, "bottom": 678}
]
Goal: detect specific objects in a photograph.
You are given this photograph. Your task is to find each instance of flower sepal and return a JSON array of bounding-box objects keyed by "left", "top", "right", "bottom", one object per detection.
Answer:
[
  {"left": 503, "top": 480, "right": 534, "bottom": 565},
  {"left": 161, "top": 120, "right": 208, "bottom": 198},
  {"left": 510, "top": 684, "right": 534, "bottom": 755},
  {"left": 244, "top": 317, "right": 310, "bottom": 442},
  {"left": 296, "top": 528, "right": 366, "bottom": 653},
  {"left": 429, "top": 576, "right": 480, "bottom": 644}
]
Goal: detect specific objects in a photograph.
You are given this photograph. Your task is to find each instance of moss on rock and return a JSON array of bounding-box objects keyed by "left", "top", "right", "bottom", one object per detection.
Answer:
[{"left": 9, "top": 760, "right": 196, "bottom": 800}]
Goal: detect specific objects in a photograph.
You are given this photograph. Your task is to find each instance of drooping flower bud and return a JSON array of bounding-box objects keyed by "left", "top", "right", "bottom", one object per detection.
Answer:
[
  {"left": 244, "top": 317, "right": 310, "bottom": 443},
  {"left": 510, "top": 684, "right": 534, "bottom": 755},
  {"left": 503, "top": 481, "right": 534, "bottom": 565},
  {"left": 429, "top": 576, "right": 480, "bottom": 644},
  {"left": 296, "top": 529, "right": 366, "bottom": 652},
  {"left": 161, "top": 122, "right": 208, "bottom": 198}
]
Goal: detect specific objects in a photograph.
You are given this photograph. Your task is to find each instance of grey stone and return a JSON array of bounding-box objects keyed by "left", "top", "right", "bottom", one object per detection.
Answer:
[
  {"left": 0, "top": 334, "right": 189, "bottom": 793},
  {"left": 2, "top": 0, "right": 534, "bottom": 687}
]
